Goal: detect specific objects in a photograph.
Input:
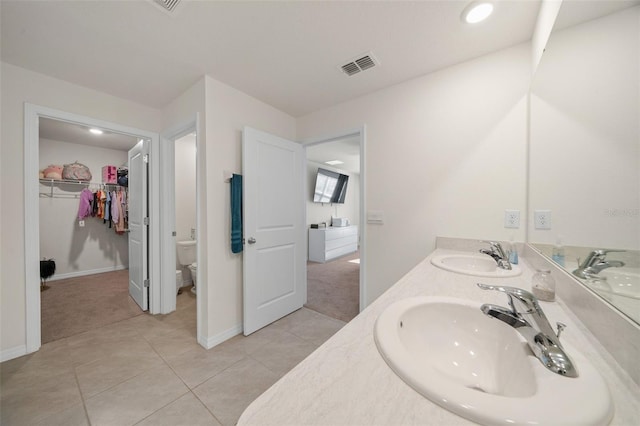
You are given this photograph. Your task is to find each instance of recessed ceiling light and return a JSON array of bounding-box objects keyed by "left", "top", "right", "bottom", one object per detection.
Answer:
[
  {"left": 462, "top": 2, "right": 494, "bottom": 24},
  {"left": 89, "top": 128, "right": 103, "bottom": 135},
  {"left": 325, "top": 160, "right": 344, "bottom": 166}
]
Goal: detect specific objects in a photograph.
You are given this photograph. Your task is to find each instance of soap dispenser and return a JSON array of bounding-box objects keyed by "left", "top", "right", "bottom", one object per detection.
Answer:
[
  {"left": 508, "top": 235, "right": 519, "bottom": 265},
  {"left": 552, "top": 236, "right": 565, "bottom": 267}
]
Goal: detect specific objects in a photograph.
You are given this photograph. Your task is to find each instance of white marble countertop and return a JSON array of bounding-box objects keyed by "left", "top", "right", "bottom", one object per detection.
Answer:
[{"left": 238, "top": 248, "right": 640, "bottom": 425}]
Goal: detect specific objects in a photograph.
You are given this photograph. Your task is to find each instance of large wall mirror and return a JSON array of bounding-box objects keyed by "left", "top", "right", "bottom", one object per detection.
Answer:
[{"left": 529, "top": 2, "right": 640, "bottom": 323}]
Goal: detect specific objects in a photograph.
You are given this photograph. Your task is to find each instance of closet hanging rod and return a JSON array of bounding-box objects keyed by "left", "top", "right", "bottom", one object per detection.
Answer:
[
  {"left": 39, "top": 178, "right": 121, "bottom": 187},
  {"left": 39, "top": 192, "right": 82, "bottom": 199},
  {"left": 39, "top": 179, "right": 124, "bottom": 198}
]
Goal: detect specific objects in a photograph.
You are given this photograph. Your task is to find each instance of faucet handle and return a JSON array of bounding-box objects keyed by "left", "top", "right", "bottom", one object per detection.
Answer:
[
  {"left": 480, "top": 241, "right": 507, "bottom": 258},
  {"left": 480, "top": 240, "right": 501, "bottom": 250},
  {"left": 477, "top": 283, "right": 538, "bottom": 314},
  {"left": 477, "top": 283, "right": 533, "bottom": 298},
  {"left": 594, "top": 249, "right": 626, "bottom": 256}
]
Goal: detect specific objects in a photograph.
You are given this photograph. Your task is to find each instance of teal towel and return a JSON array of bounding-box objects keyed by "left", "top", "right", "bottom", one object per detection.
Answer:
[{"left": 230, "top": 174, "right": 243, "bottom": 253}]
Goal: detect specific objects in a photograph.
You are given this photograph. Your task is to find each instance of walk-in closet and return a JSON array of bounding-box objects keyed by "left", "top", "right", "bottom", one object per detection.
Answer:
[{"left": 38, "top": 118, "right": 140, "bottom": 343}]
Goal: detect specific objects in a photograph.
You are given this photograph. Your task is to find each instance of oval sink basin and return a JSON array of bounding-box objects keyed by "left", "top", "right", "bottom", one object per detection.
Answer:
[
  {"left": 431, "top": 254, "right": 522, "bottom": 277},
  {"left": 596, "top": 269, "right": 640, "bottom": 300},
  {"left": 374, "top": 297, "right": 613, "bottom": 426}
]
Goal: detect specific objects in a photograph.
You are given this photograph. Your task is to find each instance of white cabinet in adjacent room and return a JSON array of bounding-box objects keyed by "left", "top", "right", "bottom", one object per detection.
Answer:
[{"left": 308, "top": 225, "right": 358, "bottom": 263}]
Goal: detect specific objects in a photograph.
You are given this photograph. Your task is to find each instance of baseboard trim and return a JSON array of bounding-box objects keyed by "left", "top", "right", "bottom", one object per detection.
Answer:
[
  {"left": 200, "top": 324, "right": 243, "bottom": 349},
  {"left": 48, "top": 265, "right": 127, "bottom": 281},
  {"left": 1, "top": 345, "right": 27, "bottom": 362}
]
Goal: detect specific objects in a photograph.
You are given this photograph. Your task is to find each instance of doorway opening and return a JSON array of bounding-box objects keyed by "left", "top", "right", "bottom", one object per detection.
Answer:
[
  {"left": 38, "top": 118, "right": 144, "bottom": 344},
  {"left": 24, "top": 104, "right": 161, "bottom": 353},
  {"left": 159, "top": 118, "right": 203, "bottom": 345},
  {"left": 173, "top": 131, "right": 198, "bottom": 331},
  {"left": 303, "top": 130, "right": 366, "bottom": 322}
]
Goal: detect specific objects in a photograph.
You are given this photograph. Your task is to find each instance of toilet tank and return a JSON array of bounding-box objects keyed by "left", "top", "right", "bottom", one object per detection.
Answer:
[{"left": 176, "top": 240, "right": 197, "bottom": 266}]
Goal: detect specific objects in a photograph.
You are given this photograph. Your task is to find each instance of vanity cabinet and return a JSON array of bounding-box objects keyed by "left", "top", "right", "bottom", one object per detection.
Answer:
[{"left": 308, "top": 225, "right": 358, "bottom": 263}]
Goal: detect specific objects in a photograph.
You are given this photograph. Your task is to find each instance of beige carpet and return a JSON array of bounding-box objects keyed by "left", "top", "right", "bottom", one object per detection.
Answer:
[
  {"left": 41, "top": 269, "right": 143, "bottom": 344},
  {"left": 305, "top": 251, "right": 360, "bottom": 322}
]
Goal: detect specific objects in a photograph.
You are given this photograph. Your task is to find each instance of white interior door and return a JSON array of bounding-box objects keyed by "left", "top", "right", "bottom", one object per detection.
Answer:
[
  {"left": 243, "top": 126, "right": 305, "bottom": 335},
  {"left": 128, "top": 139, "right": 149, "bottom": 310}
]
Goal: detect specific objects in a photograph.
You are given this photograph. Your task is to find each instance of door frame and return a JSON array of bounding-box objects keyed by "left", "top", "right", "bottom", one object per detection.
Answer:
[
  {"left": 159, "top": 116, "right": 206, "bottom": 347},
  {"left": 301, "top": 125, "right": 367, "bottom": 312},
  {"left": 23, "top": 103, "right": 161, "bottom": 353}
]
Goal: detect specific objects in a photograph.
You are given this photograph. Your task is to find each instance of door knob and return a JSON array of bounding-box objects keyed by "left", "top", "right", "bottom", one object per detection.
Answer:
[{"left": 248, "top": 237, "right": 256, "bottom": 244}]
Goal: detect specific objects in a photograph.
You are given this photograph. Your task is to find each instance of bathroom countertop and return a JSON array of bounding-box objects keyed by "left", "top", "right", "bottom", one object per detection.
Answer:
[{"left": 238, "top": 248, "right": 640, "bottom": 425}]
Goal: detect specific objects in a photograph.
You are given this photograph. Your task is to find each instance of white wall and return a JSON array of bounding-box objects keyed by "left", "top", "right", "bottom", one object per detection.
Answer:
[
  {"left": 204, "top": 76, "right": 297, "bottom": 343},
  {"left": 174, "top": 135, "right": 197, "bottom": 245},
  {"left": 306, "top": 161, "right": 360, "bottom": 229},
  {"left": 297, "top": 44, "right": 530, "bottom": 305},
  {"left": 529, "top": 7, "right": 639, "bottom": 249},
  {"left": 39, "top": 138, "right": 129, "bottom": 278},
  {"left": 1, "top": 62, "right": 162, "bottom": 357}
]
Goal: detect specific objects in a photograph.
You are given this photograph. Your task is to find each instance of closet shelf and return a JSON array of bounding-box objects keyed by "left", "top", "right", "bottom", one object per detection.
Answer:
[{"left": 39, "top": 178, "right": 123, "bottom": 198}]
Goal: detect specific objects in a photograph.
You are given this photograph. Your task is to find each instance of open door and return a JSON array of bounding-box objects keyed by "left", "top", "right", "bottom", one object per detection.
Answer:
[
  {"left": 128, "top": 139, "right": 149, "bottom": 311},
  {"left": 242, "top": 127, "right": 305, "bottom": 335}
]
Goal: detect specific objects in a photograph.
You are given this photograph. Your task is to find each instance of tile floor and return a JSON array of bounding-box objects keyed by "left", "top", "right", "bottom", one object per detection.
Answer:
[{"left": 1, "top": 290, "right": 346, "bottom": 425}]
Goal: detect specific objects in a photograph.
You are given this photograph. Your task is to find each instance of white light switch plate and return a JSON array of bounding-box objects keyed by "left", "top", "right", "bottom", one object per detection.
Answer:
[{"left": 367, "top": 210, "right": 384, "bottom": 224}]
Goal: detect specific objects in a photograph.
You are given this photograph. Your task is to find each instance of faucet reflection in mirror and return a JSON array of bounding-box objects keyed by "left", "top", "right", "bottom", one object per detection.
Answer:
[
  {"left": 573, "top": 249, "right": 625, "bottom": 279},
  {"left": 529, "top": 4, "right": 640, "bottom": 325}
]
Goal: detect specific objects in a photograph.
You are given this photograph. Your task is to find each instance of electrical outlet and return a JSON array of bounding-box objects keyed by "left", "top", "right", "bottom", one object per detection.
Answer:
[
  {"left": 79, "top": 220, "right": 85, "bottom": 227},
  {"left": 534, "top": 210, "right": 551, "bottom": 230},
  {"left": 504, "top": 210, "right": 520, "bottom": 228}
]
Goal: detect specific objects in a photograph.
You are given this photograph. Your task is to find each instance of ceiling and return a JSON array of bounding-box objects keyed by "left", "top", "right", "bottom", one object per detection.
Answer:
[
  {"left": 2, "top": 0, "right": 543, "bottom": 117},
  {"left": 40, "top": 118, "right": 139, "bottom": 151},
  {"left": 25, "top": 1, "right": 638, "bottom": 157},
  {"left": 554, "top": 0, "right": 640, "bottom": 30},
  {"left": 307, "top": 136, "right": 361, "bottom": 174}
]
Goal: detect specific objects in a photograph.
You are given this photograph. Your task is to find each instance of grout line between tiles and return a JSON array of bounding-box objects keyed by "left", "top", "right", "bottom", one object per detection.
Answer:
[
  {"left": 191, "top": 390, "right": 225, "bottom": 426},
  {"left": 131, "top": 390, "right": 191, "bottom": 426},
  {"left": 72, "top": 363, "right": 93, "bottom": 426}
]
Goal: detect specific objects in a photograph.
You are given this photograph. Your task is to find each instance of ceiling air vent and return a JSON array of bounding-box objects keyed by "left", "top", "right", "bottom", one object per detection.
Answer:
[
  {"left": 152, "top": 0, "right": 181, "bottom": 13},
  {"left": 340, "top": 52, "right": 379, "bottom": 76}
]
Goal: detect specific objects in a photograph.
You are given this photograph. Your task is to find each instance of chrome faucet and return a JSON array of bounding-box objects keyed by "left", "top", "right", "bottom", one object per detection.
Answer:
[
  {"left": 573, "top": 249, "right": 625, "bottom": 279},
  {"left": 477, "top": 283, "right": 577, "bottom": 378},
  {"left": 479, "top": 241, "right": 512, "bottom": 270}
]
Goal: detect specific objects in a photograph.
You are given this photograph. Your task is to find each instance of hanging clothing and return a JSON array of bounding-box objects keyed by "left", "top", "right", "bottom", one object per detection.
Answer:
[
  {"left": 77, "top": 189, "right": 93, "bottom": 220},
  {"left": 111, "top": 191, "right": 119, "bottom": 225},
  {"left": 97, "top": 190, "right": 105, "bottom": 219},
  {"left": 115, "top": 191, "right": 126, "bottom": 234},
  {"left": 104, "top": 191, "right": 111, "bottom": 224},
  {"left": 92, "top": 191, "right": 99, "bottom": 217}
]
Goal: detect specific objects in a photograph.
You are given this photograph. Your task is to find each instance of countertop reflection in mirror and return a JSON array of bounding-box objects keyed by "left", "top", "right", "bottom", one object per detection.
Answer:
[
  {"left": 532, "top": 244, "right": 640, "bottom": 324},
  {"left": 528, "top": 3, "right": 640, "bottom": 324}
]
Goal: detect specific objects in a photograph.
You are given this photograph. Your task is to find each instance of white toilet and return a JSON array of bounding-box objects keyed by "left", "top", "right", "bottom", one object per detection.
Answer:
[{"left": 176, "top": 240, "right": 197, "bottom": 295}]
